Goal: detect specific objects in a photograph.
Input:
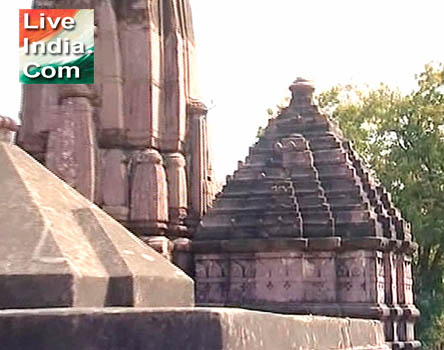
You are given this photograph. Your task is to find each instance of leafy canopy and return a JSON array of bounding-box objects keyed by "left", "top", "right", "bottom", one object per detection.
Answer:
[{"left": 317, "top": 63, "right": 444, "bottom": 349}]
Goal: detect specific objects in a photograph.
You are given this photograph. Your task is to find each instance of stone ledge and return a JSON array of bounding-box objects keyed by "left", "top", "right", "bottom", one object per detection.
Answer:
[
  {"left": 0, "top": 307, "right": 389, "bottom": 350},
  {"left": 192, "top": 237, "right": 418, "bottom": 253},
  {"left": 197, "top": 302, "right": 420, "bottom": 321},
  {"left": 391, "top": 341, "right": 421, "bottom": 350}
]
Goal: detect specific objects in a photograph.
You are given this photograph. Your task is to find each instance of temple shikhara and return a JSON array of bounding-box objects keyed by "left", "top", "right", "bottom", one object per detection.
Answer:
[
  {"left": 18, "top": 0, "right": 216, "bottom": 271},
  {"left": 0, "top": 1, "right": 419, "bottom": 349}
]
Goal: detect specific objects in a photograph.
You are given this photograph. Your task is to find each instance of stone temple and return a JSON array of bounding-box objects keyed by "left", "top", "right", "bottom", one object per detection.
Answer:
[
  {"left": 0, "top": 0, "right": 419, "bottom": 349},
  {"left": 194, "top": 79, "right": 420, "bottom": 348}
]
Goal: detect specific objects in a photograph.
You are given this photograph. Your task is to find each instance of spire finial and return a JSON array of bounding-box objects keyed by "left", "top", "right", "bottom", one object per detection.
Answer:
[{"left": 289, "top": 77, "right": 315, "bottom": 107}]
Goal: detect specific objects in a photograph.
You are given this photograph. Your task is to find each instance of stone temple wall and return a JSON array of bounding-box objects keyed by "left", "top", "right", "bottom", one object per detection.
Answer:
[{"left": 18, "top": 0, "right": 216, "bottom": 272}]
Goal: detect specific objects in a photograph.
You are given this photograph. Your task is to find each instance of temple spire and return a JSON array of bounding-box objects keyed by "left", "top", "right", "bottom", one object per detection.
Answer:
[{"left": 19, "top": 0, "right": 217, "bottom": 272}]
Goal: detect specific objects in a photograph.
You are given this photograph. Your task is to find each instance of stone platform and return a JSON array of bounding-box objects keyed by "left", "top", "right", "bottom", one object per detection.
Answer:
[{"left": 0, "top": 307, "right": 389, "bottom": 350}]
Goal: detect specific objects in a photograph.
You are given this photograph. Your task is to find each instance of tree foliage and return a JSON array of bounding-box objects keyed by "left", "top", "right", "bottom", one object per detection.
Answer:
[{"left": 317, "top": 63, "right": 444, "bottom": 349}]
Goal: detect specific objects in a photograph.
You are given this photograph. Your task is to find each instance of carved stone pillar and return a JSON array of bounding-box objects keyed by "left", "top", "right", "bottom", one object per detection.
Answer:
[
  {"left": 96, "top": 0, "right": 125, "bottom": 147},
  {"left": 164, "top": 152, "right": 188, "bottom": 237},
  {"left": 396, "top": 251, "right": 419, "bottom": 344},
  {"left": 129, "top": 149, "right": 169, "bottom": 237},
  {"left": 161, "top": 0, "right": 187, "bottom": 152},
  {"left": 101, "top": 149, "right": 129, "bottom": 222},
  {"left": 186, "top": 99, "right": 210, "bottom": 231},
  {"left": 117, "top": 0, "right": 161, "bottom": 148},
  {"left": 45, "top": 86, "right": 96, "bottom": 201}
]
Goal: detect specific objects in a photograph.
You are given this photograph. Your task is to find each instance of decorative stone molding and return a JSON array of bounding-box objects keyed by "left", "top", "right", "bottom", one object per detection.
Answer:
[{"left": 187, "top": 99, "right": 208, "bottom": 117}]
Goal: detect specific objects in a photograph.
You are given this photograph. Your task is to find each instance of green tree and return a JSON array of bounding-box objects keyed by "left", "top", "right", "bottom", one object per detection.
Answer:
[{"left": 317, "top": 63, "right": 444, "bottom": 349}]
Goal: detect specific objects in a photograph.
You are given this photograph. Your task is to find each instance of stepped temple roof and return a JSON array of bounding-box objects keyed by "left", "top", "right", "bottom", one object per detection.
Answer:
[
  {"left": 0, "top": 117, "right": 193, "bottom": 309},
  {"left": 196, "top": 78, "right": 412, "bottom": 246}
]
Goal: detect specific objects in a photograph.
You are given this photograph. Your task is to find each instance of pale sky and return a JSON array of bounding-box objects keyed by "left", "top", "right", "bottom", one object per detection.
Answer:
[{"left": 3, "top": 0, "right": 444, "bottom": 181}]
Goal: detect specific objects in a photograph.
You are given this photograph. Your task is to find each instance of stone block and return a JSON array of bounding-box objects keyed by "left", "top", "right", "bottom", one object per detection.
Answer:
[
  {"left": 0, "top": 308, "right": 389, "bottom": 350},
  {"left": 0, "top": 142, "right": 193, "bottom": 309}
]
